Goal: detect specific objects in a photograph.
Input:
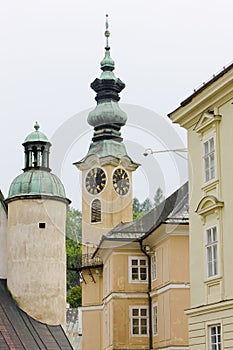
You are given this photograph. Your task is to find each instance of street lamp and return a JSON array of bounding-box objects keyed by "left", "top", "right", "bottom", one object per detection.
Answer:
[{"left": 143, "top": 148, "right": 188, "bottom": 160}]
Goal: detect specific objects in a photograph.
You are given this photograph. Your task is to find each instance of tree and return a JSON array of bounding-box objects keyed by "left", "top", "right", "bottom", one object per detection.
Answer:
[
  {"left": 67, "top": 285, "right": 82, "bottom": 308},
  {"left": 132, "top": 188, "right": 165, "bottom": 220},
  {"left": 66, "top": 206, "right": 82, "bottom": 291},
  {"left": 66, "top": 206, "right": 82, "bottom": 242},
  {"left": 153, "top": 187, "right": 165, "bottom": 206},
  {"left": 132, "top": 197, "right": 144, "bottom": 220},
  {"left": 132, "top": 197, "right": 152, "bottom": 220},
  {"left": 140, "top": 198, "right": 153, "bottom": 212}
]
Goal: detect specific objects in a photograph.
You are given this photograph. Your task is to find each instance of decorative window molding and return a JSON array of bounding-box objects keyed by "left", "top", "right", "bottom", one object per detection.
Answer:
[
  {"left": 194, "top": 110, "right": 222, "bottom": 135},
  {"left": 130, "top": 306, "right": 149, "bottom": 336},
  {"left": 129, "top": 257, "right": 148, "bottom": 283},
  {"left": 196, "top": 195, "right": 224, "bottom": 221},
  {"left": 91, "top": 198, "right": 101, "bottom": 223}
]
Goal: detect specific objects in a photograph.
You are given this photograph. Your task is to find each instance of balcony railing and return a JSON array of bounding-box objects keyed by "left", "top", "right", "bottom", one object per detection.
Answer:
[{"left": 67, "top": 254, "right": 103, "bottom": 271}]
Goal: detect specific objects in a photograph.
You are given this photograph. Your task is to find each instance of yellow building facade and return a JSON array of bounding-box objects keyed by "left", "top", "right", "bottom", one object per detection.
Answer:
[
  {"left": 169, "top": 62, "right": 233, "bottom": 349},
  {"left": 79, "top": 183, "right": 190, "bottom": 350}
]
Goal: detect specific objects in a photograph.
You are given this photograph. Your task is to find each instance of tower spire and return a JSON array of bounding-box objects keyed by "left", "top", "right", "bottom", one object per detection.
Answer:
[
  {"left": 100, "top": 14, "right": 115, "bottom": 72},
  {"left": 105, "top": 14, "right": 110, "bottom": 50}
]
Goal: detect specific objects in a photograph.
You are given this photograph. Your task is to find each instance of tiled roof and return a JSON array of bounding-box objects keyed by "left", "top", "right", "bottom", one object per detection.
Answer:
[
  {"left": 0, "top": 279, "right": 73, "bottom": 350},
  {"left": 0, "top": 190, "right": 7, "bottom": 214}
]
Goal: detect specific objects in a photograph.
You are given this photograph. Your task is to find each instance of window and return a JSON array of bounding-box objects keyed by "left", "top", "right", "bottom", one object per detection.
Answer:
[
  {"left": 39, "top": 222, "right": 46, "bottom": 229},
  {"left": 91, "top": 199, "right": 101, "bottom": 223},
  {"left": 131, "top": 307, "right": 148, "bottom": 336},
  {"left": 151, "top": 252, "right": 157, "bottom": 280},
  {"left": 206, "top": 226, "right": 218, "bottom": 278},
  {"left": 129, "top": 257, "right": 148, "bottom": 282},
  {"left": 153, "top": 304, "right": 158, "bottom": 335},
  {"left": 209, "top": 324, "right": 221, "bottom": 350},
  {"left": 203, "top": 137, "right": 215, "bottom": 182}
]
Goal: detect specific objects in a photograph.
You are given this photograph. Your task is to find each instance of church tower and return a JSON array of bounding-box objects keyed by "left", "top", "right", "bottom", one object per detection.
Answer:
[
  {"left": 6, "top": 123, "right": 70, "bottom": 329},
  {"left": 74, "top": 15, "right": 139, "bottom": 251}
]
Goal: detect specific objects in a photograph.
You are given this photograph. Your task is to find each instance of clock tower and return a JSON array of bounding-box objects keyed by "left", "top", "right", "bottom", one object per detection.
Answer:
[{"left": 74, "top": 15, "right": 139, "bottom": 251}]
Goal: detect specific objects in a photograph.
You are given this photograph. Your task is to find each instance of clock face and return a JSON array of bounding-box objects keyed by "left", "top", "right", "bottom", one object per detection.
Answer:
[
  {"left": 85, "top": 168, "right": 107, "bottom": 195},
  {"left": 112, "top": 168, "right": 130, "bottom": 196}
]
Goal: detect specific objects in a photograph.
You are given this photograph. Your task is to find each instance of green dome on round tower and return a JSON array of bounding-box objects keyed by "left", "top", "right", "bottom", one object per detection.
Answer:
[
  {"left": 24, "top": 121, "right": 49, "bottom": 143},
  {"left": 6, "top": 122, "right": 69, "bottom": 203},
  {"left": 8, "top": 170, "right": 66, "bottom": 199}
]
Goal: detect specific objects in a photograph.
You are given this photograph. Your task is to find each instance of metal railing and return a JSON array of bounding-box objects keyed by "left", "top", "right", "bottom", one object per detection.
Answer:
[{"left": 67, "top": 254, "right": 103, "bottom": 270}]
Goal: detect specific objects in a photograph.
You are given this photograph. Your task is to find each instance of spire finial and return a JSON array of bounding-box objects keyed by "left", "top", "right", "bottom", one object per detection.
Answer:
[
  {"left": 105, "top": 14, "right": 110, "bottom": 50},
  {"left": 34, "top": 121, "right": 40, "bottom": 131}
]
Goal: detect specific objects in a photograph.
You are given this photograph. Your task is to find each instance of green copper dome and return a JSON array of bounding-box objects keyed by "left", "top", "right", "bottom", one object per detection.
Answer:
[
  {"left": 87, "top": 15, "right": 127, "bottom": 131},
  {"left": 8, "top": 170, "right": 66, "bottom": 199},
  {"left": 88, "top": 100, "right": 127, "bottom": 127},
  {"left": 7, "top": 122, "right": 69, "bottom": 203},
  {"left": 24, "top": 122, "right": 49, "bottom": 143}
]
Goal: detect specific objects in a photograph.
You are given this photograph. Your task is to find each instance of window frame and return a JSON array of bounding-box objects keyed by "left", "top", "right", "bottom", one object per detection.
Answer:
[
  {"left": 205, "top": 225, "right": 219, "bottom": 279},
  {"left": 129, "top": 256, "right": 148, "bottom": 283},
  {"left": 203, "top": 136, "right": 216, "bottom": 184},
  {"left": 151, "top": 251, "right": 157, "bottom": 281},
  {"left": 152, "top": 303, "right": 158, "bottom": 336},
  {"left": 130, "top": 306, "right": 149, "bottom": 336},
  {"left": 208, "top": 323, "right": 222, "bottom": 350}
]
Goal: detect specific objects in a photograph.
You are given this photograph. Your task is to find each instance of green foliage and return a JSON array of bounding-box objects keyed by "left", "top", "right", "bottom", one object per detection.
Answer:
[
  {"left": 133, "top": 187, "right": 164, "bottom": 219},
  {"left": 67, "top": 285, "right": 82, "bottom": 308},
  {"left": 66, "top": 206, "right": 82, "bottom": 290},
  {"left": 140, "top": 198, "right": 153, "bottom": 212},
  {"left": 66, "top": 206, "right": 82, "bottom": 242}
]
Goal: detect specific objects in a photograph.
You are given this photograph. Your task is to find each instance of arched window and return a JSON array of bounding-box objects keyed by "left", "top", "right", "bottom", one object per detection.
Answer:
[{"left": 91, "top": 199, "right": 101, "bottom": 223}]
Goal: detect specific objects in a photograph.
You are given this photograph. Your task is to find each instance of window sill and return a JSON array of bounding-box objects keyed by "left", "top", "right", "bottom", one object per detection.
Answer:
[
  {"left": 204, "top": 275, "right": 222, "bottom": 285},
  {"left": 129, "top": 280, "right": 148, "bottom": 284},
  {"left": 201, "top": 179, "right": 219, "bottom": 192}
]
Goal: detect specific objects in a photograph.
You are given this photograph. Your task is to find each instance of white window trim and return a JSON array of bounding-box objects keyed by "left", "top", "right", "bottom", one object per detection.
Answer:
[
  {"left": 152, "top": 302, "right": 158, "bottom": 336},
  {"left": 130, "top": 306, "right": 149, "bottom": 337},
  {"left": 206, "top": 321, "right": 223, "bottom": 350},
  {"left": 128, "top": 256, "right": 148, "bottom": 283},
  {"left": 151, "top": 251, "right": 157, "bottom": 281},
  {"left": 203, "top": 135, "right": 216, "bottom": 185},
  {"left": 205, "top": 225, "right": 220, "bottom": 280}
]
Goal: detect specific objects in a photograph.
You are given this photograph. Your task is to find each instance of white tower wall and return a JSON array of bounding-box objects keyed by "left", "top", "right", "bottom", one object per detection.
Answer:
[{"left": 7, "top": 197, "right": 67, "bottom": 328}]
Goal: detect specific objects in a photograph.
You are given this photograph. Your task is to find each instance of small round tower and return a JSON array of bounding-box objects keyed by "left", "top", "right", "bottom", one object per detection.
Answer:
[{"left": 6, "top": 123, "right": 70, "bottom": 328}]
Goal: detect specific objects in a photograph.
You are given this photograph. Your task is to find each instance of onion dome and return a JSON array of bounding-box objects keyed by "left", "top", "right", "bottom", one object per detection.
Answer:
[
  {"left": 7, "top": 123, "right": 69, "bottom": 203},
  {"left": 74, "top": 16, "right": 140, "bottom": 170},
  {"left": 87, "top": 15, "right": 127, "bottom": 138}
]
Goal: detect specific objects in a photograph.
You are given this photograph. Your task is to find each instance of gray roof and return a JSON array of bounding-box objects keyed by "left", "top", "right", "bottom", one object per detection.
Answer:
[
  {"left": 0, "top": 279, "right": 73, "bottom": 350},
  {"left": 96, "top": 182, "right": 189, "bottom": 246}
]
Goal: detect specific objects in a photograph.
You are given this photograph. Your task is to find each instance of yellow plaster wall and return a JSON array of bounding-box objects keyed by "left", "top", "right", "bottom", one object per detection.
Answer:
[
  {"left": 82, "top": 164, "right": 133, "bottom": 248},
  {"left": 82, "top": 308, "right": 103, "bottom": 350},
  {"left": 82, "top": 269, "right": 103, "bottom": 305}
]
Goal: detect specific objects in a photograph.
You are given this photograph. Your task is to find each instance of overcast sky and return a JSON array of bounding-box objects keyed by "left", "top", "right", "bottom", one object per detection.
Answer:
[{"left": 0, "top": 0, "right": 232, "bottom": 209}]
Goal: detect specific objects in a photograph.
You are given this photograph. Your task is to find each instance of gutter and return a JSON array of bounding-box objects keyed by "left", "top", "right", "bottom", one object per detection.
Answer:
[{"left": 140, "top": 240, "right": 153, "bottom": 350}]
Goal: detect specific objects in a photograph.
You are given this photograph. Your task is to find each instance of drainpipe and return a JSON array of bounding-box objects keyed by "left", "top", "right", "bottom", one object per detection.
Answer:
[{"left": 140, "top": 240, "right": 153, "bottom": 350}]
